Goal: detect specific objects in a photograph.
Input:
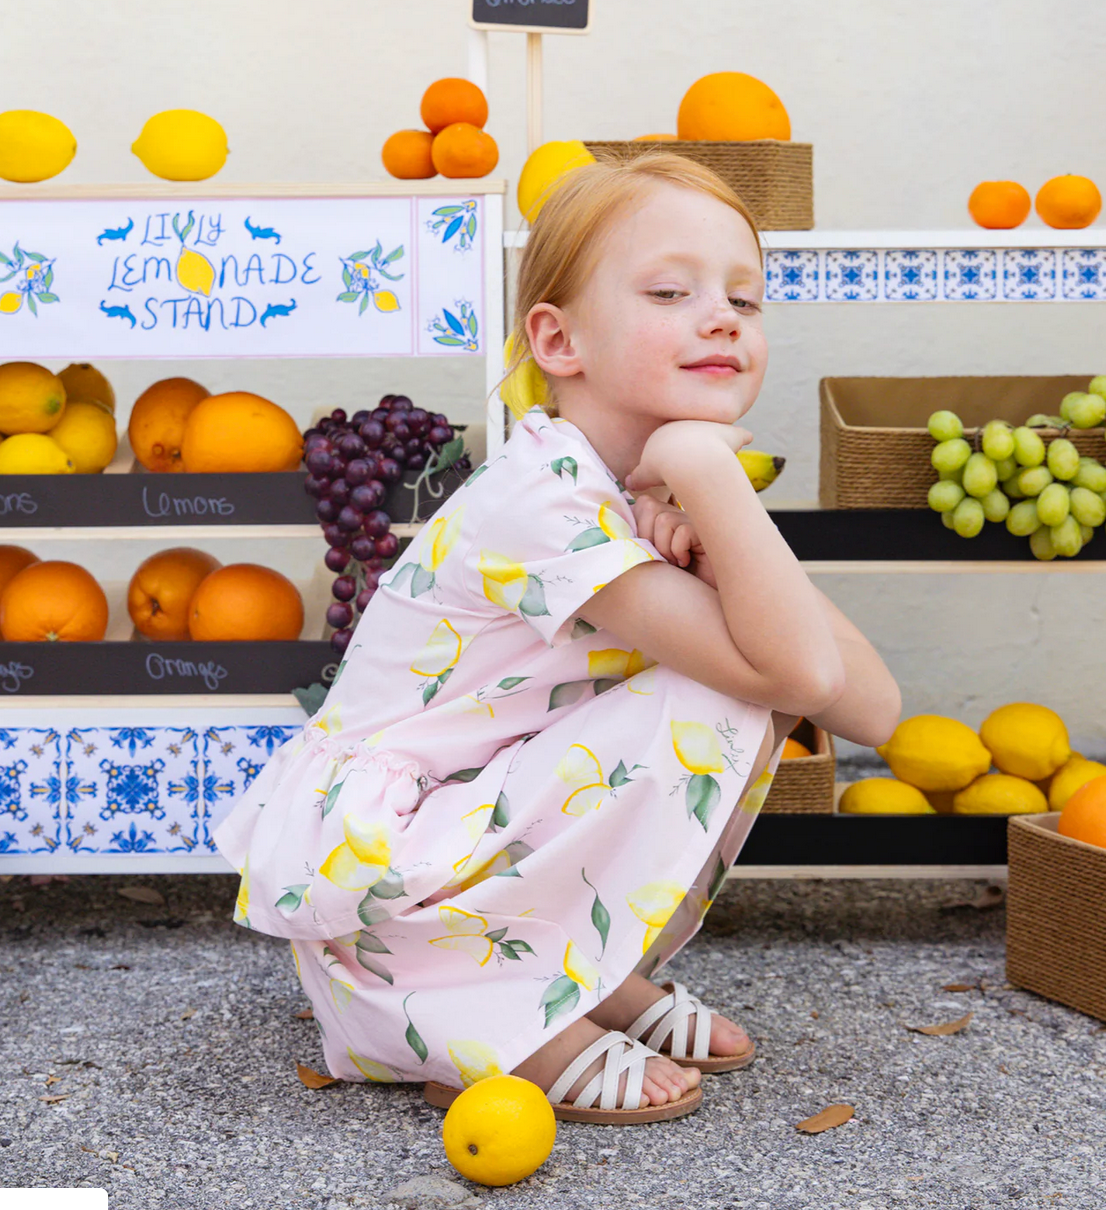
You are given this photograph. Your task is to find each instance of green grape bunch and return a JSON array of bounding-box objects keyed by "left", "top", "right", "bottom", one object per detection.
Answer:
[{"left": 924, "top": 375, "right": 1106, "bottom": 561}]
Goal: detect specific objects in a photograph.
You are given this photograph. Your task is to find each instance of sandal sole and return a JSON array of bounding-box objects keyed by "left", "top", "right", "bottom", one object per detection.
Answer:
[
  {"left": 423, "top": 1079, "right": 702, "bottom": 1124},
  {"left": 664, "top": 1041, "right": 756, "bottom": 1073}
]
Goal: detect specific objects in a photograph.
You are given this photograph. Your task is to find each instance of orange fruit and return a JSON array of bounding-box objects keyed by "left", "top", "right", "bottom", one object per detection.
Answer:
[
  {"left": 431, "top": 123, "right": 499, "bottom": 179},
  {"left": 180, "top": 391, "right": 303, "bottom": 473},
  {"left": 677, "top": 72, "right": 790, "bottom": 142},
  {"left": 58, "top": 363, "right": 116, "bottom": 415},
  {"left": 782, "top": 738, "right": 812, "bottom": 760},
  {"left": 632, "top": 134, "right": 679, "bottom": 141},
  {"left": 189, "top": 564, "right": 304, "bottom": 641},
  {"left": 0, "top": 559, "right": 108, "bottom": 641},
  {"left": 128, "top": 547, "right": 222, "bottom": 641},
  {"left": 420, "top": 78, "right": 489, "bottom": 134},
  {"left": 968, "top": 181, "right": 1031, "bottom": 229},
  {"left": 1035, "top": 174, "right": 1102, "bottom": 229},
  {"left": 1057, "top": 775, "right": 1106, "bottom": 849},
  {"left": 0, "top": 544, "right": 40, "bottom": 599},
  {"left": 382, "top": 129, "right": 437, "bottom": 180},
  {"left": 128, "top": 377, "right": 210, "bottom": 472}
]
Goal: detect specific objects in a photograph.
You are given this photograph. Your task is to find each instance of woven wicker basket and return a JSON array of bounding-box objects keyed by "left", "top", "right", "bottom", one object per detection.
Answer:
[
  {"left": 820, "top": 375, "right": 1106, "bottom": 510},
  {"left": 583, "top": 140, "right": 813, "bottom": 231},
  {"left": 762, "top": 719, "right": 835, "bottom": 814},
  {"left": 1007, "top": 814, "right": 1106, "bottom": 1022}
]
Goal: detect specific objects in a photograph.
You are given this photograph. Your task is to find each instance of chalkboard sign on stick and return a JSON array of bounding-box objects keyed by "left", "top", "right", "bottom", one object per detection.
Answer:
[{"left": 470, "top": 0, "right": 591, "bottom": 34}]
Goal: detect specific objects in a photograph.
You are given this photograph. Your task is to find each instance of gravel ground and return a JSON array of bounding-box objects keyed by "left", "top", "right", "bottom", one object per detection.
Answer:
[{"left": 2, "top": 873, "right": 1104, "bottom": 1210}]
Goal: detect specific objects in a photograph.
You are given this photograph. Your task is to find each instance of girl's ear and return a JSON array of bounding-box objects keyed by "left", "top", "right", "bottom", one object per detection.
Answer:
[{"left": 528, "top": 303, "right": 583, "bottom": 380}]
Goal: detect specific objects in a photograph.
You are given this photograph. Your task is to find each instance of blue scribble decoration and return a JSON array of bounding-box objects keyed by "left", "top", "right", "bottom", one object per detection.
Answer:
[
  {"left": 245, "top": 216, "right": 281, "bottom": 244},
  {"left": 338, "top": 241, "right": 405, "bottom": 316},
  {"left": 0, "top": 243, "right": 58, "bottom": 317},
  {"left": 428, "top": 299, "right": 479, "bottom": 351},
  {"left": 97, "top": 218, "right": 134, "bottom": 246},
  {"left": 100, "top": 300, "right": 136, "bottom": 328},
  {"left": 260, "top": 299, "right": 297, "bottom": 327},
  {"left": 427, "top": 200, "right": 478, "bottom": 252}
]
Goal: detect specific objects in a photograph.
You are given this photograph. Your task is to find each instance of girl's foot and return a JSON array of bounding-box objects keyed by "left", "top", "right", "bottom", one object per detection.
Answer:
[
  {"left": 510, "top": 1015, "right": 701, "bottom": 1108},
  {"left": 586, "top": 972, "right": 750, "bottom": 1058}
]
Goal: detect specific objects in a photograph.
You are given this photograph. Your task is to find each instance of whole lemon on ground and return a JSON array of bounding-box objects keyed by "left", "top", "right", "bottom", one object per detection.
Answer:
[
  {"left": 979, "top": 703, "right": 1071, "bottom": 781},
  {"left": 128, "top": 377, "right": 210, "bottom": 473},
  {"left": 1048, "top": 756, "right": 1106, "bottom": 811},
  {"left": 0, "top": 433, "right": 74, "bottom": 474},
  {"left": 0, "top": 362, "right": 66, "bottom": 434},
  {"left": 839, "top": 778, "right": 935, "bottom": 815},
  {"left": 1058, "top": 776, "right": 1106, "bottom": 849},
  {"left": 132, "top": 110, "right": 228, "bottom": 181},
  {"left": 47, "top": 402, "right": 118, "bottom": 473},
  {"left": 677, "top": 72, "right": 791, "bottom": 141},
  {"left": 517, "top": 140, "right": 596, "bottom": 222},
  {"left": 180, "top": 391, "right": 303, "bottom": 472},
  {"left": 442, "top": 1074, "right": 556, "bottom": 1187},
  {"left": 876, "top": 715, "right": 991, "bottom": 792},
  {"left": 953, "top": 773, "right": 1047, "bottom": 815},
  {"left": 0, "top": 110, "right": 77, "bottom": 182},
  {"left": 58, "top": 363, "right": 115, "bottom": 415}
]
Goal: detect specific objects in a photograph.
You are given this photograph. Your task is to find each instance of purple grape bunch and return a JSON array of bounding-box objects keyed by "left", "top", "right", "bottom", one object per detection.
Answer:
[{"left": 301, "top": 393, "right": 472, "bottom": 655}]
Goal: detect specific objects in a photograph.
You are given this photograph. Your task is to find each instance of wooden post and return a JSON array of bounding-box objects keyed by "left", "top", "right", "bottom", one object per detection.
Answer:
[{"left": 526, "top": 32, "right": 543, "bottom": 155}]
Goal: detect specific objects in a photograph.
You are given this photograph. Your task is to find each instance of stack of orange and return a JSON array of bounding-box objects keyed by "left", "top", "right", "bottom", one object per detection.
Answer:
[
  {"left": 382, "top": 79, "right": 498, "bottom": 180},
  {"left": 0, "top": 543, "right": 304, "bottom": 642},
  {"left": 969, "top": 174, "right": 1101, "bottom": 230}
]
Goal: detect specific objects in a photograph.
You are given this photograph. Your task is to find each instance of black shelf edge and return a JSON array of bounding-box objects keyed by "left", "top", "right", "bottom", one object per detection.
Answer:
[
  {"left": 771, "top": 509, "right": 1106, "bottom": 562},
  {"left": 0, "top": 640, "right": 336, "bottom": 696},
  {"left": 736, "top": 814, "right": 1009, "bottom": 865},
  {"left": 0, "top": 464, "right": 471, "bottom": 528}
]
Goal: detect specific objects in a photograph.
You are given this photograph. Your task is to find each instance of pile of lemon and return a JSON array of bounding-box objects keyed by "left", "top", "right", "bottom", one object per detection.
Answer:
[
  {"left": 0, "top": 362, "right": 117, "bottom": 474},
  {"left": 841, "top": 703, "right": 1101, "bottom": 815}
]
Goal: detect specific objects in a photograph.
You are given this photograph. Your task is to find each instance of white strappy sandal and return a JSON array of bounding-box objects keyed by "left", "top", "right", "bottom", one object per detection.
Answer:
[
  {"left": 625, "top": 980, "right": 756, "bottom": 1073},
  {"left": 423, "top": 1029, "right": 702, "bottom": 1124}
]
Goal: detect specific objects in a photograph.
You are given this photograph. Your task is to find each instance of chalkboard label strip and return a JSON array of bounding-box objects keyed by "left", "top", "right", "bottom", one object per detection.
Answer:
[{"left": 470, "top": 0, "right": 590, "bottom": 34}]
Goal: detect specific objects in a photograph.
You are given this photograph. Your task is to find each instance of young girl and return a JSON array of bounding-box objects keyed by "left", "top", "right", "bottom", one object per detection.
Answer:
[{"left": 214, "top": 151, "right": 901, "bottom": 1126}]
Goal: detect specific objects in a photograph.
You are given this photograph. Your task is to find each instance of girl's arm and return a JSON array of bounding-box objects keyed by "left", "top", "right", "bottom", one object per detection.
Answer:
[{"left": 805, "top": 588, "right": 901, "bottom": 748}]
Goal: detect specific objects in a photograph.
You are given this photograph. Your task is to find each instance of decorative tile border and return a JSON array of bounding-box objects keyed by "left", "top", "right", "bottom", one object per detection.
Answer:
[
  {"left": 764, "top": 247, "right": 1106, "bottom": 301},
  {"left": 0, "top": 723, "right": 300, "bottom": 856}
]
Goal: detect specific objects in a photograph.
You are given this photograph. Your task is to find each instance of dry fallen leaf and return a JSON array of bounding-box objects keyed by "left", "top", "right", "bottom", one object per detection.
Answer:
[
  {"left": 810, "top": 1010, "right": 819, "bottom": 1019},
  {"left": 44, "top": 1074, "right": 61, "bottom": 1087},
  {"left": 180, "top": 1007, "right": 196, "bottom": 1020},
  {"left": 296, "top": 1062, "right": 338, "bottom": 1089},
  {"left": 39, "top": 1094, "right": 69, "bottom": 1104},
  {"left": 942, "top": 982, "right": 979, "bottom": 993},
  {"left": 118, "top": 886, "right": 165, "bottom": 906},
  {"left": 111, "top": 964, "right": 131, "bottom": 971},
  {"left": 907, "top": 1012, "right": 973, "bottom": 1036},
  {"left": 103, "top": 1151, "right": 119, "bottom": 1163},
  {"left": 294, "top": 1008, "right": 314, "bottom": 1020},
  {"left": 796, "top": 1103, "right": 854, "bottom": 1133}
]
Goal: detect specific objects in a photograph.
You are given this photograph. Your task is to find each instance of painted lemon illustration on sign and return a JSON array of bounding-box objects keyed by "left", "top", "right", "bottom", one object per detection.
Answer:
[{"left": 171, "top": 211, "right": 216, "bottom": 296}]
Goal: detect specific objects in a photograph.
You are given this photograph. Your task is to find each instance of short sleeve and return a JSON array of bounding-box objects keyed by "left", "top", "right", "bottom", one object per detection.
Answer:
[{"left": 466, "top": 443, "right": 666, "bottom": 647}]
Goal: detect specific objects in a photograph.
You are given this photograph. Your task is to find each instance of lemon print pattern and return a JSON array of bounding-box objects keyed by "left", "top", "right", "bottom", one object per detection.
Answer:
[
  {"left": 212, "top": 404, "right": 783, "bottom": 1088},
  {"left": 172, "top": 212, "right": 216, "bottom": 296}
]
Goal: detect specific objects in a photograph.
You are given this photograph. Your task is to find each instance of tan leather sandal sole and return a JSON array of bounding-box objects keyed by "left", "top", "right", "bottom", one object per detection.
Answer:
[
  {"left": 423, "top": 1078, "right": 702, "bottom": 1124},
  {"left": 665, "top": 1039, "right": 756, "bottom": 1073}
]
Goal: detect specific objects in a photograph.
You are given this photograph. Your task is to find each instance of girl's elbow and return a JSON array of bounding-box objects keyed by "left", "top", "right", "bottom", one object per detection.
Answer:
[{"left": 795, "top": 661, "right": 848, "bottom": 717}]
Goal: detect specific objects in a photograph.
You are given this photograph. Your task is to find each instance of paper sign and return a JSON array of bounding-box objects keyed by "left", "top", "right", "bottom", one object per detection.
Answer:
[{"left": 0, "top": 195, "right": 485, "bottom": 358}]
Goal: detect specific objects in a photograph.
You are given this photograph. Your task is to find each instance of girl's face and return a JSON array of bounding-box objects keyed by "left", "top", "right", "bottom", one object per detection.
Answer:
[{"left": 530, "top": 181, "right": 767, "bottom": 430}]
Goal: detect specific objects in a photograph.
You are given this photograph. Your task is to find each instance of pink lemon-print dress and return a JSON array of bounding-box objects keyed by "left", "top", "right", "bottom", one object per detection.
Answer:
[{"left": 215, "top": 404, "right": 783, "bottom": 1089}]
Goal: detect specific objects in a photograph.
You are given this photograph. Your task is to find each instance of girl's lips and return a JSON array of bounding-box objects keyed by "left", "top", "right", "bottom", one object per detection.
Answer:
[{"left": 682, "top": 364, "right": 738, "bottom": 375}]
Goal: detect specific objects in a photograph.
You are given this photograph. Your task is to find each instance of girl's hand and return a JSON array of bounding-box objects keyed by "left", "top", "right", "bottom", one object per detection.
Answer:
[
  {"left": 630, "top": 494, "right": 719, "bottom": 590},
  {"left": 624, "top": 421, "right": 754, "bottom": 493}
]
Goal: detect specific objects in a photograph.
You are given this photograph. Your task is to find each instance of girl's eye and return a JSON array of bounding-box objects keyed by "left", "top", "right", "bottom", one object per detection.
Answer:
[
  {"left": 649, "top": 290, "right": 682, "bottom": 300},
  {"left": 730, "top": 298, "right": 762, "bottom": 312}
]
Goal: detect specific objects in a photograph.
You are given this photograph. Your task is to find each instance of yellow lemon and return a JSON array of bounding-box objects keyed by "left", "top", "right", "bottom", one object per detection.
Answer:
[
  {"left": 447, "top": 1040, "right": 505, "bottom": 1089},
  {"left": 952, "top": 773, "right": 1048, "bottom": 815},
  {"left": 563, "top": 940, "right": 600, "bottom": 990},
  {"left": 176, "top": 247, "right": 216, "bottom": 296},
  {"left": 0, "top": 361, "right": 66, "bottom": 434},
  {"left": 47, "top": 402, "right": 118, "bottom": 473},
  {"left": 979, "top": 703, "right": 1071, "bottom": 781},
  {"left": 838, "top": 778, "right": 935, "bottom": 815},
  {"left": 0, "top": 110, "right": 77, "bottom": 182},
  {"left": 0, "top": 432, "right": 74, "bottom": 474},
  {"left": 132, "top": 109, "right": 228, "bottom": 181},
  {"left": 500, "top": 333, "right": 549, "bottom": 420},
  {"left": 517, "top": 139, "right": 596, "bottom": 222},
  {"left": 0, "top": 292, "right": 23, "bottom": 313},
  {"left": 1048, "top": 756, "right": 1106, "bottom": 811},
  {"left": 442, "top": 1074, "right": 556, "bottom": 1187},
  {"left": 58, "top": 363, "right": 115, "bottom": 415},
  {"left": 372, "top": 290, "right": 400, "bottom": 312},
  {"left": 876, "top": 715, "right": 991, "bottom": 792}
]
